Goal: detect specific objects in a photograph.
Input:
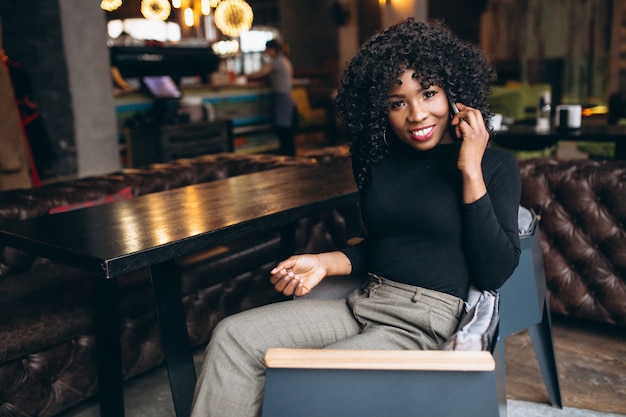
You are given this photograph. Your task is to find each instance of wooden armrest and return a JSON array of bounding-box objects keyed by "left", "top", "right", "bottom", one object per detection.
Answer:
[{"left": 264, "top": 348, "right": 495, "bottom": 371}]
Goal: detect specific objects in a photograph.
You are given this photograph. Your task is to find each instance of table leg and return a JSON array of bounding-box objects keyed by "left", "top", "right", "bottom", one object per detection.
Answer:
[
  {"left": 149, "top": 261, "right": 197, "bottom": 417},
  {"left": 92, "top": 274, "right": 125, "bottom": 417}
]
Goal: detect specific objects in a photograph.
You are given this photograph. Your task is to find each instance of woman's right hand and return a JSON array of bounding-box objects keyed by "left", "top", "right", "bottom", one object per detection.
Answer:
[
  {"left": 270, "top": 254, "right": 328, "bottom": 297},
  {"left": 451, "top": 102, "right": 489, "bottom": 204}
]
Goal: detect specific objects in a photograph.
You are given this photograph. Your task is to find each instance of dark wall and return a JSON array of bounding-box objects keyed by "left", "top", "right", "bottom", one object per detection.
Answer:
[
  {"left": 357, "top": 0, "right": 382, "bottom": 45},
  {"left": 0, "top": 1, "right": 77, "bottom": 177},
  {"left": 428, "top": 0, "right": 487, "bottom": 44},
  {"left": 279, "top": 0, "right": 339, "bottom": 75}
]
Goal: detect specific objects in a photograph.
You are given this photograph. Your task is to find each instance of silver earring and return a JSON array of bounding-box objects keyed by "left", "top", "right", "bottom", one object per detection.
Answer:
[{"left": 382, "top": 129, "right": 389, "bottom": 146}]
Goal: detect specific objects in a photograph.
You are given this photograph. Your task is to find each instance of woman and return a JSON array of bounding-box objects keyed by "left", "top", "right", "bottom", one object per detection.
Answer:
[{"left": 191, "top": 18, "right": 521, "bottom": 417}]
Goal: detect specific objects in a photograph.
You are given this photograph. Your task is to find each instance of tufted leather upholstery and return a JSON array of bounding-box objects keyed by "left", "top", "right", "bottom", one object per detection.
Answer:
[
  {"left": 0, "top": 152, "right": 356, "bottom": 417},
  {"left": 519, "top": 158, "right": 626, "bottom": 326}
]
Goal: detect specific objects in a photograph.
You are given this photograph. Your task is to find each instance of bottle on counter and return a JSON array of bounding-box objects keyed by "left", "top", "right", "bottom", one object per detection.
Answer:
[{"left": 535, "top": 91, "right": 552, "bottom": 133}]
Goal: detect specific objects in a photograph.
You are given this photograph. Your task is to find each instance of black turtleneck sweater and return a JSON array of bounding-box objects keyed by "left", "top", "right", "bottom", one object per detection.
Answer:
[{"left": 341, "top": 141, "right": 521, "bottom": 300}]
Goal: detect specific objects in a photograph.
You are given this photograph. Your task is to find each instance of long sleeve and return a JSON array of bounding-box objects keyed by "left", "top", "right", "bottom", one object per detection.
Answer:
[
  {"left": 461, "top": 151, "right": 521, "bottom": 290},
  {"left": 340, "top": 238, "right": 368, "bottom": 275}
]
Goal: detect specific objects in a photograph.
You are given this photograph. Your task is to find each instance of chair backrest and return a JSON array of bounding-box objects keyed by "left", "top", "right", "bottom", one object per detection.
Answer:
[{"left": 499, "top": 206, "right": 545, "bottom": 337}]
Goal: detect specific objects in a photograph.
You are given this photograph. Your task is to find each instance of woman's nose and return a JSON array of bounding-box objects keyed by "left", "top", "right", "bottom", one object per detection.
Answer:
[{"left": 407, "top": 102, "right": 428, "bottom": 122}]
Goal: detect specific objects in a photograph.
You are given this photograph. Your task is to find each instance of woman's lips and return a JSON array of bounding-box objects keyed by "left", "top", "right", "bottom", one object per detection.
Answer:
[{"left": 409, "top": 126, "right": 435, "bottom": 142}]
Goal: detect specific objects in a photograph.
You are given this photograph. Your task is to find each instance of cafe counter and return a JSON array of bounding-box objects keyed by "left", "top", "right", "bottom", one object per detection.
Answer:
[{"left": 115, "top": 85, "right": 280, "bottom": 166}]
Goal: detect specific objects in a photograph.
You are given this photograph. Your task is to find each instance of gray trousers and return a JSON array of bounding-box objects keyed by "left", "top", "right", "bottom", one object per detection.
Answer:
[{"left": 191, "top": 275, "right": 464, "bottom": 417}]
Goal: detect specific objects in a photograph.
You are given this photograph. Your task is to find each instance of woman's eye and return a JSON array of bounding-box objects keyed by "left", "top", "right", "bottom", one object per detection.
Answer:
[
  {"left": 424, "top": 90, "right": 437, "bottom": 100},
  {"left": 388, "top": 100, "right": 404, "bottom": 110}
]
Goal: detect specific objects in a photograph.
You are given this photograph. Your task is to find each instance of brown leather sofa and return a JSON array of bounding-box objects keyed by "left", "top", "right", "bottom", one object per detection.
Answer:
[
  {"left": 0, "top": 153, "right": 357, "bottom": 417},
  {"left": 519, "top": 158, "right": 626, "bottom": 327}
]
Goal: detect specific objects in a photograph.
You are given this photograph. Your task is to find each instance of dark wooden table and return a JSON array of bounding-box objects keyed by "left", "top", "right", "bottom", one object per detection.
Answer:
[
  {"left": 491, "top": 124, "right": 626, "bottom": 159},
  {"left": 0, "top": 164, "right": 359, "bottom": 417}
]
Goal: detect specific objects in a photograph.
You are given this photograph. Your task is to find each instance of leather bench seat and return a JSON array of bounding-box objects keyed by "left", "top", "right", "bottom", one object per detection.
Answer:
[{"left": 519, "top": 158, "right": 626, "bottom": 327}]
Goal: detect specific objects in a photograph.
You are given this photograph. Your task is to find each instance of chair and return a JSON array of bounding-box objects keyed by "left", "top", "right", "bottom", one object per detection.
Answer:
[
  {"left": 262, "top": 207, "right": 562, "bottom": 416},
  {"left": 291, "top": 87, "right": 331, "bottom": 132},
  {"left": 263, "top": 288, "right": 507, "bottom": 417},
  {"left": 498, "top": 207, "right": 562, "bottom": 408}
]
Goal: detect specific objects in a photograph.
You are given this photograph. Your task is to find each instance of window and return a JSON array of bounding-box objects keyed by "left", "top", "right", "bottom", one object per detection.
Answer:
[{"left": 107, "top": 19, "right": 182, "bottom": 43}]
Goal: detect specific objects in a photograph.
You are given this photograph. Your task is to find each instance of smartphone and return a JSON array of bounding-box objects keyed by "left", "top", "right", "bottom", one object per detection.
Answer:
[
  {"left": 448, "top": 94, "right": 460, "bottom": 117},
  {"left": 447, "top": 92, "right": 461, "bottom": 140}
]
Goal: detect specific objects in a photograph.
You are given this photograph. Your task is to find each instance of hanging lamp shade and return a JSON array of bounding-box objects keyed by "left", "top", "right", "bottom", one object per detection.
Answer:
[
  {"left": 140, "top": 0, "right": 171, "bottom": 21},
  {"left": 100, "top": 0, "right": 123, "bottom": 12},
  {"left": 214, "top": 0, "right": 254, "bottom": 37}
]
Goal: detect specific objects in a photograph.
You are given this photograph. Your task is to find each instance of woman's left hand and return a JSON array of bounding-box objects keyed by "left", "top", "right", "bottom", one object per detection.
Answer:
[{"left": 450, "top": 102, "right": 489, "bottom": 203}]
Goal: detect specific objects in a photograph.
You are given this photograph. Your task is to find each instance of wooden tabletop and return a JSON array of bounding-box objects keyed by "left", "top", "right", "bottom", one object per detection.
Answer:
[{"left": 0, "top": 164, "right": 359, "bottom": 279}]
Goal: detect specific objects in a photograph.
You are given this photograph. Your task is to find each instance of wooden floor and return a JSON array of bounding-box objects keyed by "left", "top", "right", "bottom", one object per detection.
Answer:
[{"left": 505, "top": 314, "right": 626, "bottom": 414}]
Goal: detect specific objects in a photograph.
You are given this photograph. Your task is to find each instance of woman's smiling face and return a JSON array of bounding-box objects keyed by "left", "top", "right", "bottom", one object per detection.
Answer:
[{"left": 386, "top": 69, "right": 455, "bottom": 150}]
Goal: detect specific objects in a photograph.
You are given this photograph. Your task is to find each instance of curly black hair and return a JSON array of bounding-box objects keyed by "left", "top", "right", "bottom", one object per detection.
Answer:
[{"left": 335, "top": 18, "right": 497, "bottom": 188}]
